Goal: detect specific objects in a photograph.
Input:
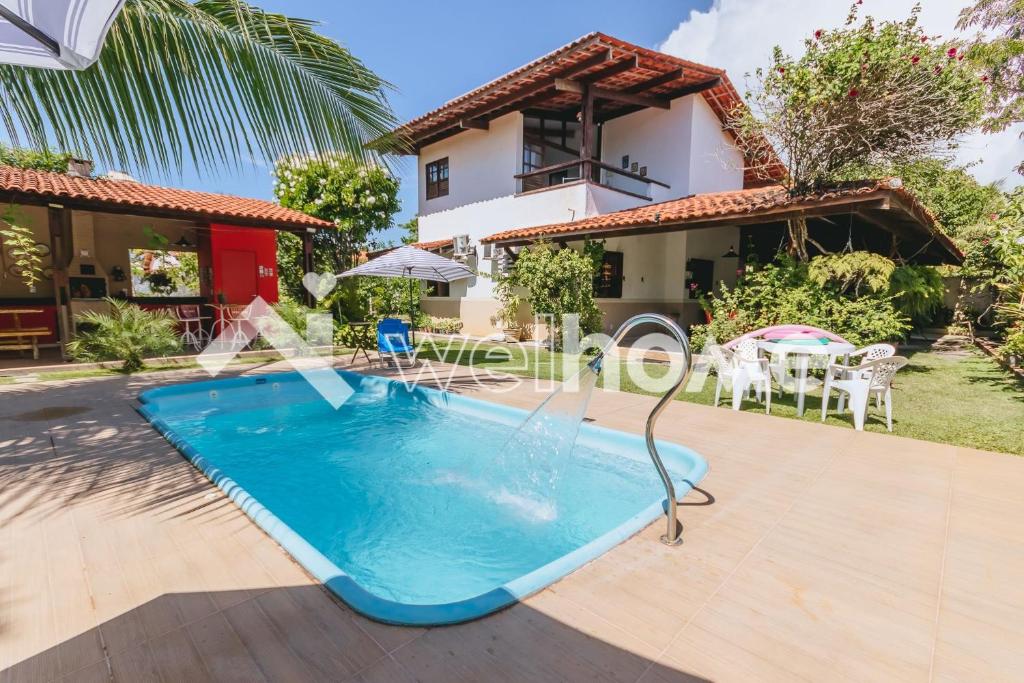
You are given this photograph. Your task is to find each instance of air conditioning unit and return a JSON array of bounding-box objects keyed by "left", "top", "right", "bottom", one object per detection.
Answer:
[{"left": 452, "top": 234, "right": 471, "bottom": 257}]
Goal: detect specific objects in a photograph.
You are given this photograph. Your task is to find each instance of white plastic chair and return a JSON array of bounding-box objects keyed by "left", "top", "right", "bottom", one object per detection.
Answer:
[
  {"left": 821, "top": 356, "right": 908, "bottom": 431},
  {"left": 710, "top": 341, "right": 772, "bottom": 413},
  {"left": 847, "top": 343, "right": 896, "bottom": 407}
]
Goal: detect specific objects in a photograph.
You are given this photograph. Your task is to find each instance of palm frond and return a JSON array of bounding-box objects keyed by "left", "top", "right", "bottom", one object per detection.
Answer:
[{"left": 0, "top": 0, "right": 399, "bottom": 176}]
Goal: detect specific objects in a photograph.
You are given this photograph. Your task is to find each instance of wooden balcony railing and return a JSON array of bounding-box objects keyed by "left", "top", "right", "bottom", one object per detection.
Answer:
[{"left": 514, "top": 159, "right": 669, "bottom": 199}]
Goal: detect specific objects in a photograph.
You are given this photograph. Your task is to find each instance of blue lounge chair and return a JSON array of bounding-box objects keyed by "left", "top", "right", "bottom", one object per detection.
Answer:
[{"left": 377, "top": 318, "right": 417, "bottom": 367}]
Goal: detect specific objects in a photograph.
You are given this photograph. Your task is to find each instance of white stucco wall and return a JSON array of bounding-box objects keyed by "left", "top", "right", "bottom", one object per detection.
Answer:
[
  {"left": 598, "top": 93, "right": 743, "bottom": 201},
  {"left": 417, "top": 111, "right": 522, "bottom": 216},
  {"left": 687, "top": 96, "right": 745, "bottom": 194},
  {"left": 419, "top": 182, "right": 592, "bottom": 299},
  {"left": 413, "top": 91, "right": 747, "bottom": 334}
]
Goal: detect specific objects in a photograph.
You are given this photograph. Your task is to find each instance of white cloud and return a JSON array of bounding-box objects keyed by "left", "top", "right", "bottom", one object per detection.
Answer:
[{"left": 658, "top": 0, "right": 1023, "bottom": 189}]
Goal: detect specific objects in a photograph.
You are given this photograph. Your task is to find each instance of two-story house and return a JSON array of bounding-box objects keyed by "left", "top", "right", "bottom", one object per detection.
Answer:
[{"left": 394, "top": 33, "right": 961, "bottom": 337}]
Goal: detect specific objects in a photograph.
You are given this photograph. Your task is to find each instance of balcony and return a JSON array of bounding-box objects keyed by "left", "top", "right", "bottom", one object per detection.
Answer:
[{"left": 514, "top": 159, "right": 669, "bottom": 200}]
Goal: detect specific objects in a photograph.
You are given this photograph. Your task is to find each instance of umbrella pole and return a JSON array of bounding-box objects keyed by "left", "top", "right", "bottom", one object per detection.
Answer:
[{"left": 408, "top": 278, "right": 416, "bottom": 345}]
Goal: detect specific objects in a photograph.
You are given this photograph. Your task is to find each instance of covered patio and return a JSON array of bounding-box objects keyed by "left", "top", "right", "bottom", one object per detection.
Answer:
[
  {"left": 478, "top": 179, "right": 962, "bottom": 334},
  {"left": 0, "top": 165, "right": 329, "bottom": 365},
  {"left": 1, "top": 357, "right": 1021, "bottom": 681}
]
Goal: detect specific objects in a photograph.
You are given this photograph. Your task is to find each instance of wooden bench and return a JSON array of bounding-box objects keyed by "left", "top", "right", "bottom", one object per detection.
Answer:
[{"left": 0, "top": 309, "right": 49, "bottom": 360}]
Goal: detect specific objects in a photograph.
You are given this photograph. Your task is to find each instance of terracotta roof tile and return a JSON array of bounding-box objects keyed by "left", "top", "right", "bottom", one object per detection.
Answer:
[
  {"left": 0, "top": 166, "right": 332, "bottom": 229},
  {"left": 410, "top": 238, "right": 453, "bottom": 251},
  {"left": 391, "top": 32, "right": 784, "bottom": 185},
  {"left": 480, "top": 180, "right": 961, "bottom": 262}
]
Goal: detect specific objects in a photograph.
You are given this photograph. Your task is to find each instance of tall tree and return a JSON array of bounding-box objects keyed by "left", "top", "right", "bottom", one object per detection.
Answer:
[
  {"left": 0, "top": 0, "right": 397, "bottom": 175},
  {"left": 959, "top": 0, "right": 1024, "bottom": 174},
  {"left": 730, "top": 4, "right": 985, "bottom": 258},
  {"left": 273, "top": 154, "right": 400, "bottom": 303}
]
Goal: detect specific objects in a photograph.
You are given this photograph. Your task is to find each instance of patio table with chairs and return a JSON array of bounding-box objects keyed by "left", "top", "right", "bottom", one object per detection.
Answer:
[{"left": 712, "top": 325, "right": 908, "bottom": 431}]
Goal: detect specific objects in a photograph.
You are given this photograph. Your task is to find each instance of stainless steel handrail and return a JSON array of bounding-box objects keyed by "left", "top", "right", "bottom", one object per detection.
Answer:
[{"left": 588, "top": 313, "right": 693, "bottom": 545}]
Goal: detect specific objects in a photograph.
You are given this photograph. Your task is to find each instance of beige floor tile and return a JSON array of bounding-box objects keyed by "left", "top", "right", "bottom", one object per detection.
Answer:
[{"left": 3, "top": 360, "right": 1024, "bottom": 682}]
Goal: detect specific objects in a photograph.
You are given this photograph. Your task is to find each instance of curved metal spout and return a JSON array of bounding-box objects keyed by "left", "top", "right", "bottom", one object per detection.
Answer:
[{"left": 593, "top": 313, "right": 693, "bottom": 546}]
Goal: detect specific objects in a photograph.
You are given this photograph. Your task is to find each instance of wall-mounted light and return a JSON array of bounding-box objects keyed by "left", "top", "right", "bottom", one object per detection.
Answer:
[
  {"left": 174, "top": 235, "right": 193, "bottom": 248},
  {"left": 721, "top": 245, "right": 739, "bottom": 258}
]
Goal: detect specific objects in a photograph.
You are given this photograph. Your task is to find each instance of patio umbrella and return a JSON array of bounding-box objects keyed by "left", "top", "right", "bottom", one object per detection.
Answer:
[
  {"left": 337, "top": 245, "right": 475, "bottom": 342},
  {"left": 0, "top": 0, "right": 126, "bottom": 70}
]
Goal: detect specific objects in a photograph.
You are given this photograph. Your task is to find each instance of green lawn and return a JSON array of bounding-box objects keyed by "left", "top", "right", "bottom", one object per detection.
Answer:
[
  {"left": 416, "top": 339, "right": 1024, "bottom": 456},
  {"left": 0, "top": 352, "right": 304, "bottom": 384}
]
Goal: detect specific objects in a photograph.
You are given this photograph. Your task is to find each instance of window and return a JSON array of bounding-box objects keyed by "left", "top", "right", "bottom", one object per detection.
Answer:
[
  {"left": 129, "top": 249, "right": 200, "bottom": 297},
  {"left": 425, "top": 280, "right": 450, "bottom": 297},
  {"left": 522, "top": 142, "right": 543, "bottom": 173},
  {"left": 425, "top": 157, "right": 449, "bottom": 199},
  {"left": 593, "top": 251, "right": 623, "bottom": 299}
]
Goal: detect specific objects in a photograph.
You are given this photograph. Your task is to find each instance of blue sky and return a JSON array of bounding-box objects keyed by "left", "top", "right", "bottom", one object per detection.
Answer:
[
  {"left": 148, "top": 0, "right": 713, "bottom": 245},
  {"left": 8, "top": 1, "right": 1018, "bottom": 244}
]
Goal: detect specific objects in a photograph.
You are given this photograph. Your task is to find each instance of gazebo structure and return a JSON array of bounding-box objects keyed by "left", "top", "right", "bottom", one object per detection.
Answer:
[{"left": 0, "top": 164, "right": 330, "bottom": 359}]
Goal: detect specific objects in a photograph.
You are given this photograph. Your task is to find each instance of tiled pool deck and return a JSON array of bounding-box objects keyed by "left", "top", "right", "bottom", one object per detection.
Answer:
[{"left": 1, "top": 358, "right": 1022, "bottom": 682}]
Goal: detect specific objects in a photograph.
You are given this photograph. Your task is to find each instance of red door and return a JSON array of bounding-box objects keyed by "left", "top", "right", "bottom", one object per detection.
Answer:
[{"left": 219, "top": 249, "right": 259, "bottom": 303}]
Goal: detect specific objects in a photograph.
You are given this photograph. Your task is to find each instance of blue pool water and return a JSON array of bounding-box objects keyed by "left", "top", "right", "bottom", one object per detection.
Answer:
[{"left": 138, "top": 370, "right": 708, "bottom": 625}]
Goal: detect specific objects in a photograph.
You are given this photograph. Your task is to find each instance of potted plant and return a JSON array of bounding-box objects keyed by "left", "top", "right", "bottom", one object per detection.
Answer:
[
  {"left": 690, "top": 282, "right": 713, "bottom": 323},
  {"left": 493, "top": 276, "right": 521, "bottom": 342}
]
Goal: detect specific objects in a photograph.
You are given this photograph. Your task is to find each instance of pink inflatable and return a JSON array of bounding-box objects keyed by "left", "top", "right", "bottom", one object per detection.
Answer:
[{"left": 722, "top": 324, "right": 850, "bottom": 349}]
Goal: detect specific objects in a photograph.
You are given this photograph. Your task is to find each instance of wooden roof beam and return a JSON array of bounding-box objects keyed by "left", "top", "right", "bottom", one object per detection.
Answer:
[
  {"left": 412, "top": 49, "right": 612, "bottom": 143},
  {"left": 459, "top": 119, "right": 489, "bottom": 130},
  {"left": 595, "top": 76, "right": 723, "bottom": 123},
  {"left": 555, "top": 79, "right": 670, "bottom": 109},
  {"left": 580, "top": 55, "right": 638, "bottom": 84},
  {"left": 624, "top": 68, "right": 683, "bottom": 94}
]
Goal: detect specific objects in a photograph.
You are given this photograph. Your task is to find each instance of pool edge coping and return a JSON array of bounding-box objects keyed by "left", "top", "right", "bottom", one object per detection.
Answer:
[{"left": 136, "top": 369, "right": 709, "bottom": 626}]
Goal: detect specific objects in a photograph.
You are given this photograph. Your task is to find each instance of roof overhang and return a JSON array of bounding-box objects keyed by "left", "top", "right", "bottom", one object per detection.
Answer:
[
  {"left": 0, "top": 166, "right": 332, "bottom": 232},
  {"left": 382, "top": 32, "right": 782, "bottom": 184},
  {"left": 480, "top": 184, "right": 963, "bottom": 265}
]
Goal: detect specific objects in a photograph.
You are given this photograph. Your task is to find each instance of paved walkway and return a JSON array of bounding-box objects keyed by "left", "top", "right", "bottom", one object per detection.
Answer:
[{"left": 1, "top": 359, "right": 1022, "bottom": 682}]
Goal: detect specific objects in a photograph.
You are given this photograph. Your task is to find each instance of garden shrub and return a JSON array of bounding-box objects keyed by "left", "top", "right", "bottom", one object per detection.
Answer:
[
  {"left": 68, "top": 299, "right": 181, "bottom": 373},
  {"left": 503, "top": 241, "right": 603, "bottom": 346},
  {"left": 425, "top": 316, "right": 463, "bottom": 334},
  {"left": 889, "top": 264, "right": 946, "bottom": 326},
  {"left": 1001, "top": 325, "right": 1024, "bottom": 362},
  {"left": 689, "top": 254, "right": 910, "bottom": 350}
]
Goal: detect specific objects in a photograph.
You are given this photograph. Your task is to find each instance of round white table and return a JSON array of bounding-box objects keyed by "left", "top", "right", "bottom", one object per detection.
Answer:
[{"left": 757, "top": 340, "right": 856, "bottom": 416}]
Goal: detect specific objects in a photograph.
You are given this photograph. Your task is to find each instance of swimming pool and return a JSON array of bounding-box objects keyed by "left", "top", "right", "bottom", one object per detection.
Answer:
[{"left": 138, "top": 370, "right": 708, "bottom": 625}]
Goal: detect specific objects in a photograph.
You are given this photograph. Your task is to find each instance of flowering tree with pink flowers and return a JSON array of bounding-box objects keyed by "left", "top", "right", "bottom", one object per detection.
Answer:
[{"left": 731, "top": 4, "right": 985, "bottom": 202}]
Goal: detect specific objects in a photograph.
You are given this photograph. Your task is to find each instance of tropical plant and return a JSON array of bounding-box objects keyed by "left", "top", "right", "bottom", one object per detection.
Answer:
[
  {"left": 987, "top": 191, "right": 1024, "bottom": 330},
  {"left": 0, "top": 0, "right": 397, "bottom": 175},
  {"left": 503, "top": 242, "right": 603, "bottom": 345},
  {"left": 731, "top": 4, "right": 985, "bottom": 259},
  {"left": 959, "top": 0, "right": 1024, "bottom": 174},
  {"left": 689, "top": 255, "right": 910, "bottom": 350},
  {"left": 807, "top": 252, "right": 895, "bottom": 297},
  {"left": 492, "top": 274, "right": 522, "bottom": 329},
  {"left": 0, "top": 206, "right": 45, "bottom": 290},
  {"left": 274, "top": 154, "right": 401, "bottom": 300},
  {"left": 889, "top": 264, "right": 946, "bottom": 326},
  {"left": 0, "top": 144, "right": 73, "bottom": 173},
  {"left": 1001, "top": 324, "right": 1024, "bottom": 362},
  {"left": 67, "top": 298, "right": 181, "bottom": 372}
]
